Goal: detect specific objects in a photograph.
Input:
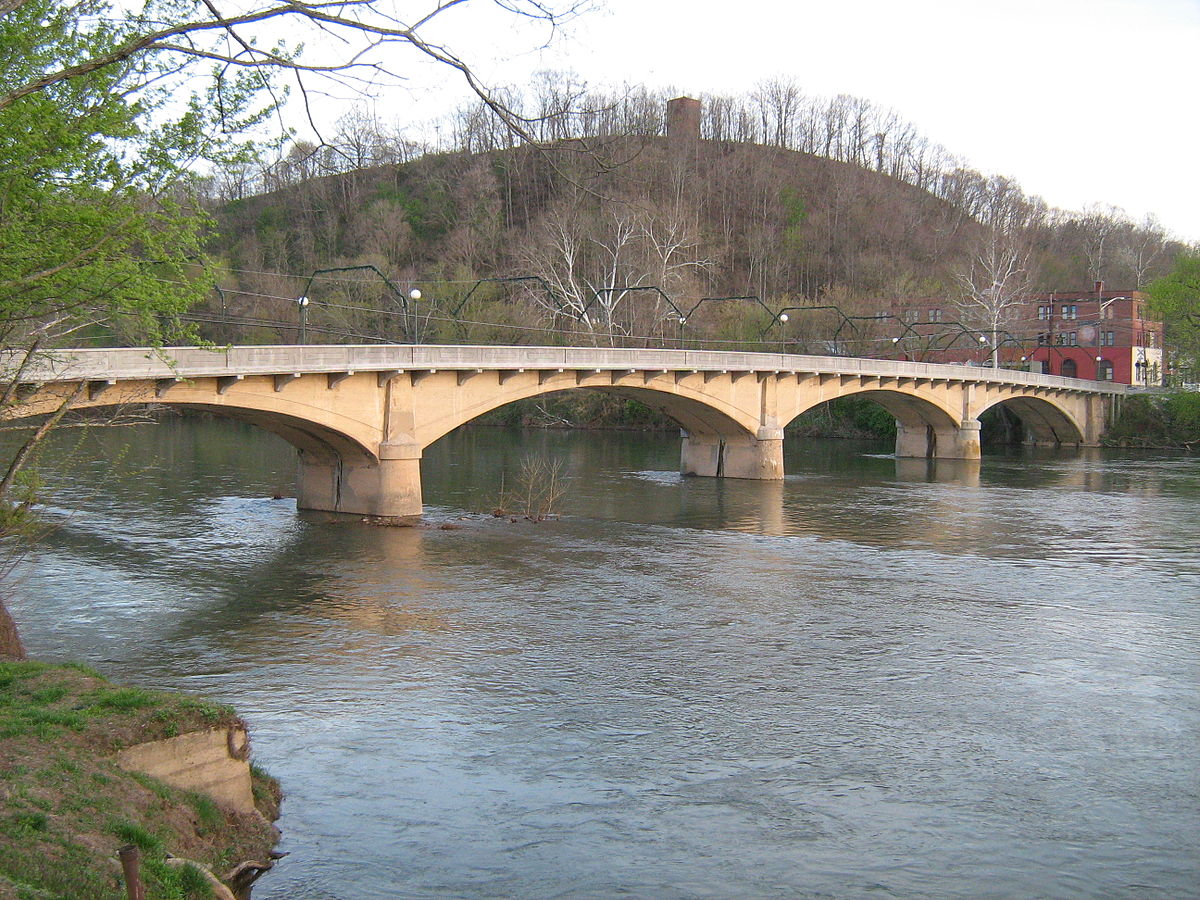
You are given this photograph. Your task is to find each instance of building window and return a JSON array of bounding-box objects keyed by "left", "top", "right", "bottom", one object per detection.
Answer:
[
  {"left": 902, "top": 309, "right": 918, "bottom": 323},
  {"left": 1061, "top": 358, "right": 1078, "bottom": 378},
  {"left": 1068, "top": 332, "right": 1077, "bottom": 346},
  {"left": 1148, "top": 332, "right": 1156, "bottom": 348},
  {"left": 1096, "top": 359, "right": 1114, "bottom": 381},
  {"left": 1055, "top": 334, "right": 1065, "bottom": 345},
  {"left": 928, "top": 308, "right": 942, "bottom": 323},
  {"left": 1037, "top": 333, "right": 1049, "bottom": 346},
  {"left": 1061, "top": 304, "right": 1077, "bottom": 319},
  {"left": 1102, "top": 331, "right": 1115, "bottom": 346},
  {"left": 1038, "top": 305, "right": 1051, "bottom": 320}
]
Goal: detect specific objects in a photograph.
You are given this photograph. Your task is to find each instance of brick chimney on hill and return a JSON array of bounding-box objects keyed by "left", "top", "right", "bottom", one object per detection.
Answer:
[{"left": 666, "top": 96, "right": 701, "bottom": 146}]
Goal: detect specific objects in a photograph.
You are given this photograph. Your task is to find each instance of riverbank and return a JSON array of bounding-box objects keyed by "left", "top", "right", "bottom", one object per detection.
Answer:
[
  {"left": 1104, "top": 392, "right": 1200, "bottom": 450},
  {"left": 0, "top": 660, "right": 280, "bottom": 899}
]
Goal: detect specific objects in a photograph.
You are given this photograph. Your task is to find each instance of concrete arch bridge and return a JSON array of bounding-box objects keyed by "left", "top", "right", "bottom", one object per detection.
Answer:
[{"left": 9, "top": 345, "right": 1124, "bottom": 519}]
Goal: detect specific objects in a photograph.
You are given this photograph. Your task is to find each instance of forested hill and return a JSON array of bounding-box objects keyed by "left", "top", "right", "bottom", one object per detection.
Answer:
[{"left": 204, "top": 126, "right": 1183, "bottom": 346}]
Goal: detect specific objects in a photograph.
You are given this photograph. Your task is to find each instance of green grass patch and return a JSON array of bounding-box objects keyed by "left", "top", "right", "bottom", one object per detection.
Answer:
[
  {"left": 110, "top": 819, "right": 164, "bottom": 854},
  {"left": 1, "top": 813, "right": 48, "bottom": 836},
  {"left": 83, "top": 686, "right": 157, "bottom": 712},
  {"left": 187, "top": 793, "right": 222, "bottom": 832}
]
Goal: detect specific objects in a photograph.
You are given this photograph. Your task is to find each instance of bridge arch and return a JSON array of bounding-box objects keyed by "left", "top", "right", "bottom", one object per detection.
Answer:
[
  {"left": 781, "top": 384, "right": 964, "bottom": 459},
  {"left": 8, "top": 378, "right": 382, "bottom": 468},
  {"left": 975, "top": 394, "right": 1086, "bottom": 445},
  {"left": 160, "top": 402, "right": 379, "bottom": 466},
  {"left": 406, "top": 372, "right": 779, "bottom": 481},
  {"left": 411, "top": 377, "right": 760, "bottom": 450}
]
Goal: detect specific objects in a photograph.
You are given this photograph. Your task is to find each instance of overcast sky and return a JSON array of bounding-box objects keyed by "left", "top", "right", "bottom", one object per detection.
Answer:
[{"left": 302, "top": 0, "right": 1200, "bottom": 243}]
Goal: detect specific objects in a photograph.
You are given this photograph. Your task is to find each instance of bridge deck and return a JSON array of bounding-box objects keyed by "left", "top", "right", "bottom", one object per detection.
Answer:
[{"left": 11, "top": 345, "right": 1126, "bottom": 395}]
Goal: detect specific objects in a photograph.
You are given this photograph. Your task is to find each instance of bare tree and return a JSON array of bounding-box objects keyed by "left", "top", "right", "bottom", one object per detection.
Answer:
[
  {"left": 954, "top": 174, "right": 1043, "bottom": 366},
  {"left": 1078, "top": 204, "right": 1128, "bottom": 287},
  {"left": 1115, "top": 214, "right": 1168, "bottom": 288},
  {"left": 1, "top": 1, "right": 591, "bottom": 133}
]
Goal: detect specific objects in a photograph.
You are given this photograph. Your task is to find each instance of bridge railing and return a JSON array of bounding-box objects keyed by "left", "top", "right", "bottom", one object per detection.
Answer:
[
  {"left": 184, "top": 276, "right": 1043, "bottom": 373},
  {"left": 13, "top": 344, "right": 1127, "bottom": 396}
]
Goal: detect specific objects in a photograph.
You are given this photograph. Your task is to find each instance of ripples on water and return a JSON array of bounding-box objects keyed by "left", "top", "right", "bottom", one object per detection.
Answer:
[{"left": 11, "top": 420, "right": 1200, "bottom": 899}]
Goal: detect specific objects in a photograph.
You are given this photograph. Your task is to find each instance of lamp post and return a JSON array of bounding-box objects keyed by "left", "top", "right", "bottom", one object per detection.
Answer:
[
  {"left": 297, "top": 295, "right": 309, "bottom": 344},
  {"left": 677, "top": 315, "right": 687, "bottom": 349},
  {"left": 408, "top": 288, "right": 422, "bottom": 343}
]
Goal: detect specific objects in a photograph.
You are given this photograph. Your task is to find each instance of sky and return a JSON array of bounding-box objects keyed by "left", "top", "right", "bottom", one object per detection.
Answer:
[{"left": 296, "top": 0, "right": 1200, "bottom": 243}]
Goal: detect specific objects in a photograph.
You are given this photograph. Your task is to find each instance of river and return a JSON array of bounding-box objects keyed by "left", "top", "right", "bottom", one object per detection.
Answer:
[{"left": 10, "top": 417, "right": 1200, "bottom": 899}]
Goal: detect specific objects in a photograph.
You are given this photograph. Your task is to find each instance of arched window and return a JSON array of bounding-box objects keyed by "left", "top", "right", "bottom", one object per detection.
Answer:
[
  {"left": 1061, "top": 358, "right": 1078, "bottom": 378},
  {"left": 1096, "top": 359, "right": 1114, "bottom": 381}
]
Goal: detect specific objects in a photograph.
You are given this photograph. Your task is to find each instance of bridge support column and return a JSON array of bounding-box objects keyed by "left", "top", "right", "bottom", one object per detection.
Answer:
[
  {"left": 895, "top": 422, "right": 934, "bottom": 458},
  {"left": 297, "top": 442, "right": 423, "bottom": 519},
  {"left": 895, "top": 420, "right": 982, "bottom": 460},
  {"left": 1082, "top": 394, "right": 1108, "bottom": 446},
  {"left": 952, "top": 419, "right": 982, "bottom": 460},
  {"left": 680, "top": 428, "right": 784, "bottom": 480}
]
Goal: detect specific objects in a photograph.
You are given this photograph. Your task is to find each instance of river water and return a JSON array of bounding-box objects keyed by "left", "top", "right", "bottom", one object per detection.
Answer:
[{"left": 10, "top": 418, "right": 1200, "bottom": 899}]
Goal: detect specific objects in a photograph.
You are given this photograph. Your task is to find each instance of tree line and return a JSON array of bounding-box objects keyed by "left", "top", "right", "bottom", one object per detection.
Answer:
[{"left": 201, "top": 74, "right": 1189, "bottom": 355}]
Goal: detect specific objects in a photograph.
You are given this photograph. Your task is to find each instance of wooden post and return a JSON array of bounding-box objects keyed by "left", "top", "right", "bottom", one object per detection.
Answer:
[{"left": 118, "top": 845, "right": 145, "bottom": 900}]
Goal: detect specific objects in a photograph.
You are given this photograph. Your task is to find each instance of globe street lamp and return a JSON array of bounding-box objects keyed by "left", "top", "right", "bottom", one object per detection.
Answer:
[
  {"left": 297, "top": 295, "right": 310, "bottom": 344},
  {"left": 407, "top": 288, "right": 422, "bottom": 343}
]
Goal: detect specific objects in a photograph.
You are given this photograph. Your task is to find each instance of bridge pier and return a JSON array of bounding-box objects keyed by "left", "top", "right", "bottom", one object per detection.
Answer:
[
  {"left": 680, "top": 429, "right": 784, "bottom": 480},
  {"left": 297, "top": 444, "right": 423, "bottom": 520},
  {"left": 894, "top": 420, "right": 982, "bottom": 460}
]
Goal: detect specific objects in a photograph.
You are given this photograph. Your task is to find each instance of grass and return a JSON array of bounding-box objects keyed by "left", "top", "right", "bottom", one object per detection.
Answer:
[{"left": 0, "top": 661, "right": 280, "bottom": 900}]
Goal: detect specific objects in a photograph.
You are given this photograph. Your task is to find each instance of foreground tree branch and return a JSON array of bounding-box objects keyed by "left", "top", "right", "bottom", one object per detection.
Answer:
[{"left": 0, "top": 0, "right": 589, "bottom": 126}]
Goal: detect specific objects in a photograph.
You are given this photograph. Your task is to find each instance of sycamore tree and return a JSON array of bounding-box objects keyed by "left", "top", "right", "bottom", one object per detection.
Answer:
[
  {"left": 951, "top": 172, "right": 1044, "bottom": 367},
  {"left": 0, "top": 0, "right": 586, "bottom": 657},
  {"left": 1148, "top": 251, "right": 1200, "bottom": 382}
]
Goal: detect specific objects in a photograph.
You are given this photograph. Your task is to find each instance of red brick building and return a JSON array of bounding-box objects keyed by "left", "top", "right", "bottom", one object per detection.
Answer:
[{"left": 887, "top": 284, "right": 1164, "bottom": 385}]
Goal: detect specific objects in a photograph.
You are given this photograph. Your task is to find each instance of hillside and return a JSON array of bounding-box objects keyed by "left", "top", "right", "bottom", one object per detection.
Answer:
[{"left": 200, "top": 133, "right": 1180, "bottom": 349}]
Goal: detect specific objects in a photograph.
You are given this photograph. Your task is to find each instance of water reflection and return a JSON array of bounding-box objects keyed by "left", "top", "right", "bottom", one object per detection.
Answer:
[{"left": 8, "top": 417, "right": 1200, "bottom": 899}]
